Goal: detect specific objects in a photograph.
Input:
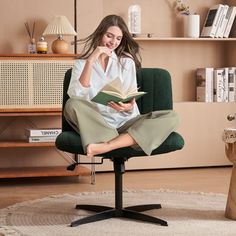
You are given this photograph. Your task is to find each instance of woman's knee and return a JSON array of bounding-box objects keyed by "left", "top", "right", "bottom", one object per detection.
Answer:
[
  {"left": 65, "top": 97, "right": 77, "bottom": 113},
  {"left": 65, "top": 97, "right": 85, "bottom": 112}
]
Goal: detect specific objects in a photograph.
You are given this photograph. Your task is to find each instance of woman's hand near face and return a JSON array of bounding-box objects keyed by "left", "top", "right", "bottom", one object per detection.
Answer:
[
  {"left": 108, "top": 98, "right": 135, "bottom": 113},
  {"left": 88, "top": 46, "right": 112, "bottom": 63},
  {"left": 79, "top": 46, "right": 112, "bottom": 87}
]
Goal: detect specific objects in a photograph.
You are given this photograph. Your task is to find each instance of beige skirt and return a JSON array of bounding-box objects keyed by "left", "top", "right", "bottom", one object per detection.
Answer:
[{"left": 64, "top": 97, "right": 180, "bottom": 156}]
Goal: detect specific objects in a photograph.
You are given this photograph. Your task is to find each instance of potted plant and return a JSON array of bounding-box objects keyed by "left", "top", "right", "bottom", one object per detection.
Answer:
[{"left": 175, "top": 0, "right": 200, "bottom": 38}]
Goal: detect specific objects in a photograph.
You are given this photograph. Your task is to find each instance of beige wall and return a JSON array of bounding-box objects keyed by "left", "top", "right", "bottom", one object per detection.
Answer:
[
  {"left": 0, "top": 0, "right": 74, "bottom": 54},
  {"left": 0, "top": 0, "right": 229, "bottom": 53},
  {"left": 0, "top": 0, "right": 235, "bottom": 172}
]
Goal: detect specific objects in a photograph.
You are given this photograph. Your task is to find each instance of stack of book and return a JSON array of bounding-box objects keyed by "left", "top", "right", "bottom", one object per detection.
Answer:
[
  {"left": 201, "top": 4, "right": 236, "bottom": 38},
  {"left": 196, "top": 67, "right": 236, "bottom": 102},
  {"left": 25, "top": 128, "right": 62, "bottom": 143}
]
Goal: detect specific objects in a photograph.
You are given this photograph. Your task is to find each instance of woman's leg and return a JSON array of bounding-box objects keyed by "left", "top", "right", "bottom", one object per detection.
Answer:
[
  {"left": 87, "top": 110, "right": 180, "bottom": 157},
  {"left": 126, "top": 110, "right": 180, "bottom": 155},
  {"left": 87, "top": 133, "right": 136, "bottom": 157},
  {"left": 64, "top": 97, "right": 118, "bottom": 153}
]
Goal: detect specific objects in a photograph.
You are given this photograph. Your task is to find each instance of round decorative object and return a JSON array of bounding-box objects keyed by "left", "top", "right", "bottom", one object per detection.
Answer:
[
  {"left": 223, "top": 128, "right": 236, "bottom": 144},
  {"left": 51, "top": 38, "right": 69, "bottom": 54}
]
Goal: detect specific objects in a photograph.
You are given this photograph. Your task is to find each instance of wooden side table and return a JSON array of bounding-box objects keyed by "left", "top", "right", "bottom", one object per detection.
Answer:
[{"left": 223, "top": 128, "right": 236, "bottom": 219}]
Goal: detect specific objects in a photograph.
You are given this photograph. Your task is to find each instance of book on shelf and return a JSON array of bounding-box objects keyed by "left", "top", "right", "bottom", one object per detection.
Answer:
[
  {"left": 223, "top": 6, "right": 236, "bottom": 38},
  {"left": 91, "top": 77, "right": 146, "bottom": 106},
  {"left": 25, "top": 128, "right": 62, "bottom": 137},
  {"left": 27, "top": 136, "right": 57, "bottom": 143},
  {"left": 223, "top": 67, "right": 229, "bottom": 102},
  {"left": 201, "top": 4, "right": 225, "bottom": 38},
  {"left": 228, "top": 67, "right": 236, "bottom": 102},
  {"left": 215, "top": 5, "right": 229, "bottom": 38},
  {"left": 196, "top": 68, "right": 214, "bottom": 102},
  {"left": 213, "top": 68, "right": 229, "bottom": 102}
]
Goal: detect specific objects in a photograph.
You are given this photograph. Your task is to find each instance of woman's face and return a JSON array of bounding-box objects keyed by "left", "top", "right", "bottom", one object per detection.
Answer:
[{"left": 100, "top": 26, "right": 123, "bottom": 51}]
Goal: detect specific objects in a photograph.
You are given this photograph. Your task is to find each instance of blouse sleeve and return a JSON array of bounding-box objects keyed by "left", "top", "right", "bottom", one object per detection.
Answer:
[
  {"left": 67, "top": 60, "right": 90, "bottom": 99},
  {"left": 121, "top": 57, "right": 138, "bottom": 93}
]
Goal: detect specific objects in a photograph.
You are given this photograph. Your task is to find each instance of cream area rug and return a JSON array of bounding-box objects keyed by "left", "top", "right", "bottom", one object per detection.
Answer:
[{"left": 0, "top": 189, "right": 235, "bottom": 236}]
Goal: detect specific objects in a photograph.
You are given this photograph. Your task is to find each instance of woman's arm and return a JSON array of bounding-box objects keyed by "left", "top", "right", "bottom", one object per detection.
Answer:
[
  {"left": 67, "top": 46, "right": 112, "bottom": 98},
  {"left": 79, "top": 46, "right": 112, "bottom": 87}
]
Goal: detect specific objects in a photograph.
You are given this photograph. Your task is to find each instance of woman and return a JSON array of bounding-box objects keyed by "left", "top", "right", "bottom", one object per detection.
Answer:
[{"left": 64, "top": 15, "right": 180, "bottom": 158}]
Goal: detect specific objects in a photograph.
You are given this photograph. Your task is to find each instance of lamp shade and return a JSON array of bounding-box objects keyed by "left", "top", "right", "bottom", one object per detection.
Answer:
[{"left": 43, "top": 15, "right": 77, "bottom": 36}]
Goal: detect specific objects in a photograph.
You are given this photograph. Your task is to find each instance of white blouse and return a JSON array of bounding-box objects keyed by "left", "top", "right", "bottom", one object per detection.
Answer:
[{"left": 67, "top": 52, "right": 140, "bottom": 128}]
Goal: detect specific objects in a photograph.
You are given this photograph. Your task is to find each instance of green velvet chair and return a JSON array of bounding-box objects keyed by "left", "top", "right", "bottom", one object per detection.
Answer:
[{"left": 56, "top": 68, "right": 184, "bottom": 227}]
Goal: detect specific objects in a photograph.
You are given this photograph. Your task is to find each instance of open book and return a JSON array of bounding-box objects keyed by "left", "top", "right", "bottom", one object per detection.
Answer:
[{"left": 91, "top": 77, "right": 146, "bottom": 106}]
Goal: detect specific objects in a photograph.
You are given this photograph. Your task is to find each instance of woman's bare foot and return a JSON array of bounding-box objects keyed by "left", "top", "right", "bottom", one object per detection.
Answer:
[{"left": 87, "top": 142, "right": 111, "bottom": 158}]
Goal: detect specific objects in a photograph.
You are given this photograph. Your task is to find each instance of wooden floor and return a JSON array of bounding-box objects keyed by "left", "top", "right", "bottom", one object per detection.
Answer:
[{"left": 0, "top": 166, "right": 232, "bottom": 209}]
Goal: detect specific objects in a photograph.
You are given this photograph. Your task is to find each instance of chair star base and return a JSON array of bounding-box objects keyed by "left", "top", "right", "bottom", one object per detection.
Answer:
[
  {"left": 71, "top": 203, "right": 168, "bottom": 227},
  {"left": 70, "top": 158, "right": 168, "bottom": 227}
]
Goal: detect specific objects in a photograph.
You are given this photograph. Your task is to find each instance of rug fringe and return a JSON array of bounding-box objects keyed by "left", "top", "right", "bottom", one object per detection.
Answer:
[{"left": 123, "top": 189, "right": 227, "bottom": 197}]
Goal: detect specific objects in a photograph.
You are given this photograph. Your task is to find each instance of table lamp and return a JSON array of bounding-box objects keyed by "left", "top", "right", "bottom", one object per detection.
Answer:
[{"left": 43, "top": 15, "right": 77, "bottom": 54}]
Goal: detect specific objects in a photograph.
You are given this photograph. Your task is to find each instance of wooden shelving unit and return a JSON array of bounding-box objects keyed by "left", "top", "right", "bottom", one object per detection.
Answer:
[
  {"left": 0, "top": 55, "right": 90, "bottom": 179},
  {"left": 0, "top": 109, "right": 91, "bottom": 178}
]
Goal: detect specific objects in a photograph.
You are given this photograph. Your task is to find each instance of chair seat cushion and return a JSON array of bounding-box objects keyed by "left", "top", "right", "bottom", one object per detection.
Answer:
[
  {"left": 55, "top": 131, "right": 184, "bottom": 158},
  {"left": 56, "top": 131, "right": 85, "bottom": 154}
]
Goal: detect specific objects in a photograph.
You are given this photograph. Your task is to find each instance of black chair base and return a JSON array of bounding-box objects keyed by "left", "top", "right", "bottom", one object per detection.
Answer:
[
  {"left": 69, "top": 158, "right": 168, "bottom": 227},
  {"left": 71, "top": 203, "right": 168, "bottom": 227}
]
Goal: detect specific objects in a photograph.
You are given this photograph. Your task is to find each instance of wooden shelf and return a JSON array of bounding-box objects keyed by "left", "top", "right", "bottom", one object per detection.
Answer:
[
  {"left": 134, "top": 37, "right": 236, "bottom": 41},
  {"left": 0, "top": 53, "right": 79, "bottom": 60},
  {"left": 0, "top": 166, "right": 91, "bottom": 178},
  {"left": 0, "top": 109, "right": 62, "bottom": 117},
  {"left": 0, "top": 141, "right": 57, "bottom": 148}
]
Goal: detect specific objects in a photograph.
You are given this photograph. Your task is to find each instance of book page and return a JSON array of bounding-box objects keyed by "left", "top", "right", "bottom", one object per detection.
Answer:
[
  {"left": 102, "top": 90, "right": 124, "bottom": 99},
  {"left": 101, "top": 77, "right": 139, "bottom": 97},
  {"left": 102, "top": 77, "right": 123, "bottom": 94}
]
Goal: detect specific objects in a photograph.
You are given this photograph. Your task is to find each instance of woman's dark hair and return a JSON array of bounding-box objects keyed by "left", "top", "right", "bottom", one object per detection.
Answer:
[{"left": 77, "top": 15, "right": 141, "bottom": 69}]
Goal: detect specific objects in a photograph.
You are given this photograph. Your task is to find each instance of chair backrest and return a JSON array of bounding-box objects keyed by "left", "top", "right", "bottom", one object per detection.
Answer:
[
  {"left": 61, "top": 69, "right": 74, "bottom": 131},
  {"left": 61, "top": 68, "right": 173, "bottom": 131},
  {"left": 136, "top": 68, "right": 173, "bottom": 114}
]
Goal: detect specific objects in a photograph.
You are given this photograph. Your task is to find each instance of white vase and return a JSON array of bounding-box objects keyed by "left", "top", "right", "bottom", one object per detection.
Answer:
[
  {"left": 183, "top": 14, "right": 200, "bottom": 38},
  {"left": 128, "top": 5, "right": 141, "bottom": 36}
]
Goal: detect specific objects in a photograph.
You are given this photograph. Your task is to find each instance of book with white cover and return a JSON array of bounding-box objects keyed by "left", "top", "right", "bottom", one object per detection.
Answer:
[
  {"left": 228, "top": 67, "right": 236, "bottom": 102},
  {"left": 223, "top": 67, "right": 229, "bottom": 102},
  {"left": 25, "top": 128, "right": 62, "bottom": 137},
  {"left": 215, "top": 5, "right": 229, "bottom": 38},
  {"left": 223, "top": 6, "right": 236, "bottom": 38},
  {"left": 28, "top": 136, "right": 57, "bottom": 143},
  {"left": 213, "top": 68, "right": 229, "bottom": 102},
  {"left": 213, "top": 68, "right": 224, "bottom": 102},
  {"left": 196, "top": 68, "right": 214, "bottom": 102},
  {"left": 201, "top": 4, "right": 225, "bottom": 38}
]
